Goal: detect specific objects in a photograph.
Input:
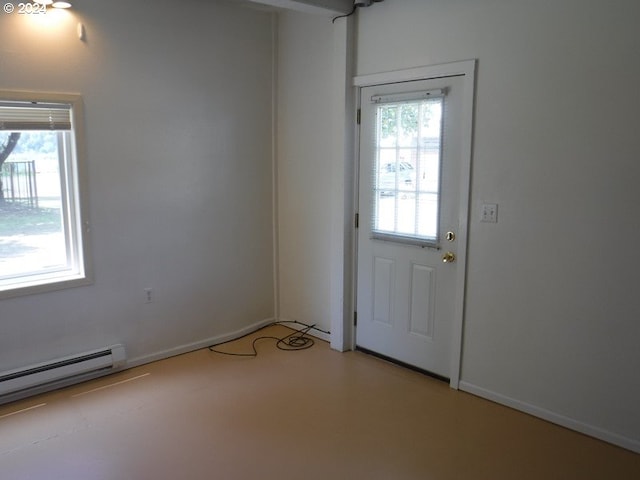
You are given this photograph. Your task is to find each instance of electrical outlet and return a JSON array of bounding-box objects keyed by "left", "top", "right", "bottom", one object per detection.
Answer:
[
  {"left": 481, "top": 203, "right": 498, "bottom": 223},
  {"left": 144, "top": 288, "right": 153, "bottom": 304}
]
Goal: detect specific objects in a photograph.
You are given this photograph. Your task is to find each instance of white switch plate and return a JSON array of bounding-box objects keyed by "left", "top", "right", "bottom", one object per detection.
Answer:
[
  {"left": 481, "top": 203, "right": 498, "bottom": 223},
  {"left": 144, "top": 287, "right": 153, "bottom": 303}
]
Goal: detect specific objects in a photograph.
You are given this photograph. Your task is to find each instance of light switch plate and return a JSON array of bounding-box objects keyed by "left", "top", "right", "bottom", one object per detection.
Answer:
[{"left": 481, "top": 203, "right": 498, "bottom": 223}]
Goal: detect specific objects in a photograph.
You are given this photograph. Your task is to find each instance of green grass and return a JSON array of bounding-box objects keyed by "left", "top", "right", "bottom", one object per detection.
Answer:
[{"left": 0, "top": 201, "right": 62, "bottom": 236}]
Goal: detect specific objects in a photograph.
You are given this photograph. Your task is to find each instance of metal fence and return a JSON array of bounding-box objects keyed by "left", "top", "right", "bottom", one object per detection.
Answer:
[{"left": 0, "top": 161, "right": 39, "bottom": 207}]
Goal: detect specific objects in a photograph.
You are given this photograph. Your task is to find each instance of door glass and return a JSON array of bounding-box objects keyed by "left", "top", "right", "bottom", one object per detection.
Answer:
[{"left": 372, "top": 96, "right": 443, "bottom": 246}]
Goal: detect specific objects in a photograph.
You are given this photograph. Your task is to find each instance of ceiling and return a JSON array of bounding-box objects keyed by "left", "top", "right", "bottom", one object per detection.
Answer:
[{"left": 241, "top": 0, "right": 352, "bottom": 15}]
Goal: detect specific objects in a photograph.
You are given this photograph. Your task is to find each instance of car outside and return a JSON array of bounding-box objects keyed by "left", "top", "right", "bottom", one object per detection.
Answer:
[{"left": 378, "top": 161, "right": 414, "bottom": 195}]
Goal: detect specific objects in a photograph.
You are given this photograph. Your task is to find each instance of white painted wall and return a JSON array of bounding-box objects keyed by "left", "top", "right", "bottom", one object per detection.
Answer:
[
  {"left": 277, "top": 0, "right": 640, "bottom": 450},
  {"left": 359, "top": 0, "right": 640, "bottom": 449},
  {"left": 276, "top": 11, "right": 335, "bottom": 333},
  {"left": 0, "top": 1, "right": 274, "bottom": 368}
]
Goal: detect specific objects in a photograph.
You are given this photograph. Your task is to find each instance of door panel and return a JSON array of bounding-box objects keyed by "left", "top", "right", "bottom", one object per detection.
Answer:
[
  {"left": 409, "top": 264, "right": 435, "bottom": 339},
  {"left": 356, "top": 75, "right": 465, "bottom": 378},
  {"left": 372, "top": 256, "right": 394, "bottom": 326}
]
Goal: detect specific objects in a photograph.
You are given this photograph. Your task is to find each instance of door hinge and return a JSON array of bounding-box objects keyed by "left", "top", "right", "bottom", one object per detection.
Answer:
[
  {"left": 354, "top": 213, "right": 359, "bottom": 229},
  {"left": 353, "top": 311, "right": 358, "bottom": 326},
  {"left": 356, "top": 108, "right": 361, "bottom": 125}
]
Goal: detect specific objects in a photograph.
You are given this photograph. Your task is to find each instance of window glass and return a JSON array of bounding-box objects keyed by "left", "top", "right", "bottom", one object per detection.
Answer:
[
  {"left": 0, "top": 94, "right": 90, "bottom": 297},
  {"left": 372, "top": 96, "right": 443, "bottom": 245}
]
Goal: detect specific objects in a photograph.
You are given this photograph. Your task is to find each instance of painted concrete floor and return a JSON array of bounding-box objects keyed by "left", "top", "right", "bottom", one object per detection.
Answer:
[{"left": 1, "top": 325, "right": 639, "bottom": 479}]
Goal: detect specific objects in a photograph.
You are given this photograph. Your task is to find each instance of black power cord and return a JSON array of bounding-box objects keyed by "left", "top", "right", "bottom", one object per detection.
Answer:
[
  {"left": 208, "top": 321, "right": 329, "bottom": 357},
  {"left": 332, "top": 4, "right": 357, "bottom": 23},
  {"left": 332, "top": 0, "right": 385, "bottom": 24}
]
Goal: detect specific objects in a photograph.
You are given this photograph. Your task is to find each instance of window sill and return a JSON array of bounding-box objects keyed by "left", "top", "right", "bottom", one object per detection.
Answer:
[{"left": 0, "top": 273, "right": 92, "bottom": 300}]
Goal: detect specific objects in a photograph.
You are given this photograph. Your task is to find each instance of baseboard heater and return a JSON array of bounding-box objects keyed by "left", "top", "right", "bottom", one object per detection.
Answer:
[{"left": 0, "top": 344, "right": 126, "bottom": 404}]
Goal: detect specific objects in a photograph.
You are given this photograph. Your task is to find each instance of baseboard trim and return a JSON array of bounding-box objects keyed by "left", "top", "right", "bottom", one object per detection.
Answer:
[
  {"left": 276, "top": 317, "right": 331, "bottom": 343},
  {"left": 459, "top": 381, "right": 640, "bottom": 454},
  {"left": 127, "top": 317, "right": 277, "bottom": 368}
]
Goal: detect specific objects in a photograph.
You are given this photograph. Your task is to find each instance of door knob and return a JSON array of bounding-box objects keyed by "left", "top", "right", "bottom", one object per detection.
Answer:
[{"left": 442, "top": 251, "right": 456, "bottom": 263}]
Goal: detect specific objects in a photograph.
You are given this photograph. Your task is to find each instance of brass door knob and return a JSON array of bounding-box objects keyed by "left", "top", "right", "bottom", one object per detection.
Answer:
[{"left": 442, "top": 251, "right": 456, "bottom": 263}]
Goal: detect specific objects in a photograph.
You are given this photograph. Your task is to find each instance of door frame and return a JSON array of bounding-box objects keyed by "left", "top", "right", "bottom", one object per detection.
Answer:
[{"left": 351, "top": 60, "right": 476, "bottom": 389}]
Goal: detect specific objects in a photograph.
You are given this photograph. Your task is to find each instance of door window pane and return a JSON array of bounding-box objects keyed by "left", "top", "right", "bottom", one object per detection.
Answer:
[{"left": 372, "top": 97, "right": 443, "bottom": 245}]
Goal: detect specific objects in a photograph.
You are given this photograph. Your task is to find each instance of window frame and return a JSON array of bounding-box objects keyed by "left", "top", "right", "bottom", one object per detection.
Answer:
[{"left": 0, "top": 91, "right": 92, "bottom": 299}]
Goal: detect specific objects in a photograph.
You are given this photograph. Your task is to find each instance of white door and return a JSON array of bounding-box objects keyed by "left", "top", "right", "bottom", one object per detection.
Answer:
[{"left": 356, "top": 75, "right": 467, "bottom": 379}]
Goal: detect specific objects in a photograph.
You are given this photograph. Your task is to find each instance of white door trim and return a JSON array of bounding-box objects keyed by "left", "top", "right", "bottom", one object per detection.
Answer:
[{"left": 352, "top": 60, "right": 476, "bottom": 389}]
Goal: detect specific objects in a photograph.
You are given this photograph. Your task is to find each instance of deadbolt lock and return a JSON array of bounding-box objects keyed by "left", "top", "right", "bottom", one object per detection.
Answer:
[
  {"left": 442, "top": 251, "right": 456, "bottom": 263},
  {"left": 445, "top": 231, "right": 456, "bottom": 242}
]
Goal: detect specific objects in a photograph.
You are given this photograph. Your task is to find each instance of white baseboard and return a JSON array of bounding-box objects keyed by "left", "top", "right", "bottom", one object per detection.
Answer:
[
  {"left": 127, "top": 317, "right": 328, "bottom": 370},
  {"left": 276, "top": 317, "right": 331, "bottom": 343},
  {"left": 459, "top": 381, "right": 640, "bottom": 454},
  {"left": 127, "top": 317, "right": 276, "bottom": 368},
  {"left": 3, "top": 318, "right": 282, "bottom": 404}
]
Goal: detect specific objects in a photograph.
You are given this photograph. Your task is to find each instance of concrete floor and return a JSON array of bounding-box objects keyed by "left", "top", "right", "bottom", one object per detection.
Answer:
[{"left": 1, "top": 325, "right": 639, "bottom": 479}]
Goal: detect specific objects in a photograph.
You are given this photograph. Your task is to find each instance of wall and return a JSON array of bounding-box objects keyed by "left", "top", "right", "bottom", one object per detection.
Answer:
[
  {"left": 276, "top": 0, "right": 640, "bottom": 450},
  {"left": 276, "top": 11, "right": 336, "bottom": 334},
  {"left": 0, "top": 1, "right": 275, "bottom": 369},
  {"left": 356, "top": 0, "right": 640, "bottom": 449}
]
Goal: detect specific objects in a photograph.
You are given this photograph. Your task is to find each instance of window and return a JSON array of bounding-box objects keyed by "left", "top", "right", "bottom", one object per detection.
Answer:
[
  {"left": 0, "top": 92, "right": 91, "bottom": 298},
  {"left": 372, "top": 90, "right": 444, "bottom": 246}
]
